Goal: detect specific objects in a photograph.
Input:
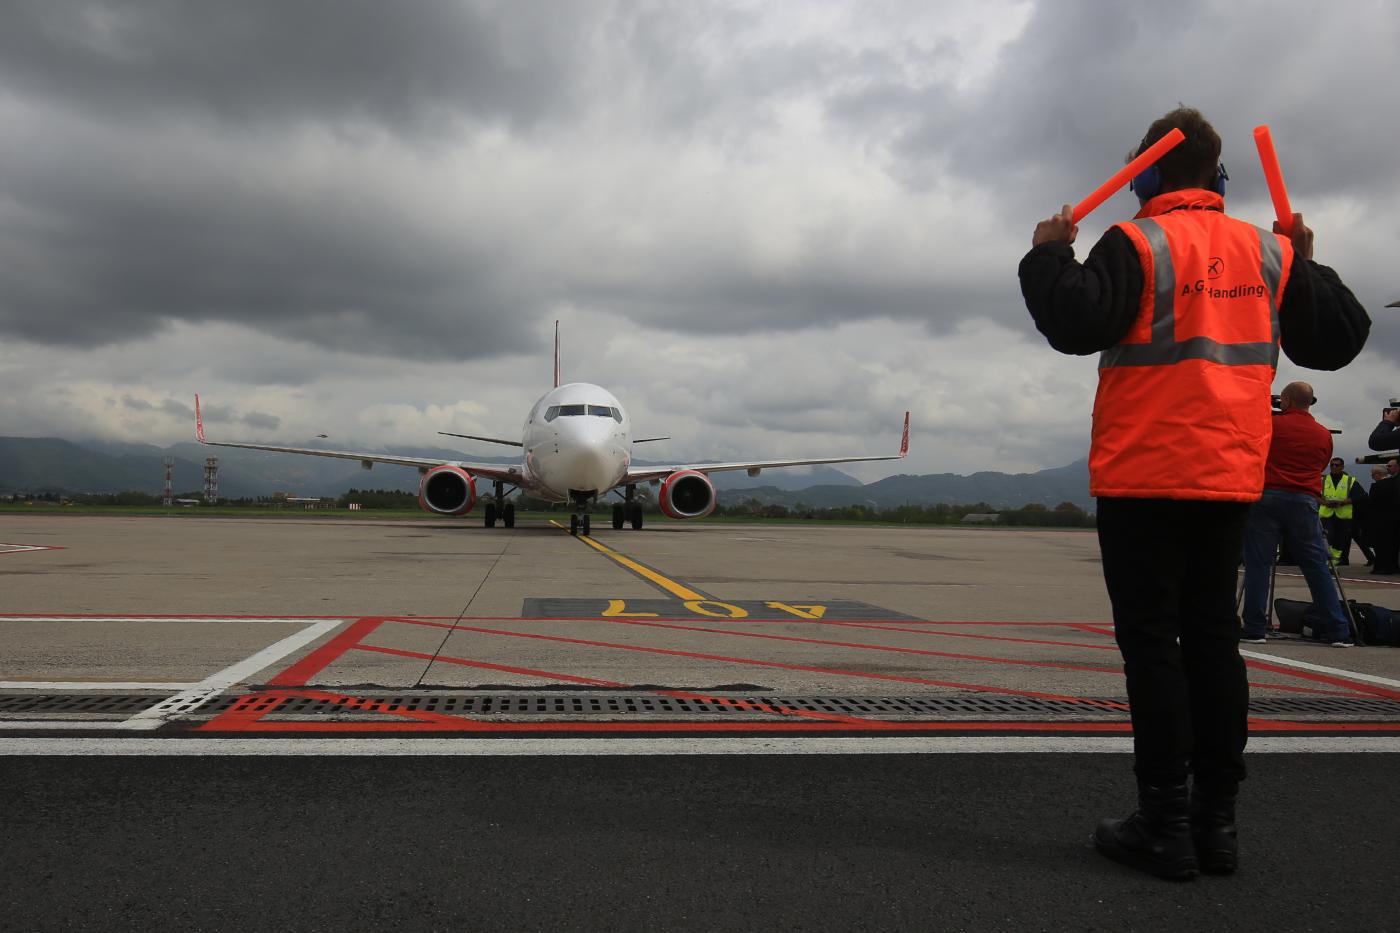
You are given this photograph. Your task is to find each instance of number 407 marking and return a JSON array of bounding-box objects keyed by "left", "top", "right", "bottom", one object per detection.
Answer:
[{"left": 601, "top": 599, "right": 826, "bottom": 620}]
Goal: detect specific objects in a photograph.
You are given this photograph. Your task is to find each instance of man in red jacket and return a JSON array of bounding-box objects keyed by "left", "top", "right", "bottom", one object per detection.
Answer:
[
  {"left": 1240, "top": 383, "right": 1351, "bottom": 645},
  {"left": 1020, "top": 107, "right": 1369, "bottom": 881}
]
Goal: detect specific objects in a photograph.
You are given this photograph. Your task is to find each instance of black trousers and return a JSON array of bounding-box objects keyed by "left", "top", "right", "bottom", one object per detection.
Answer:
[
  {"left": 1322, "top": 515, "right": 1353, "bottom": 563},
  {"left": 1096, "top": 497, "right": 1251, "bottom": 789}
]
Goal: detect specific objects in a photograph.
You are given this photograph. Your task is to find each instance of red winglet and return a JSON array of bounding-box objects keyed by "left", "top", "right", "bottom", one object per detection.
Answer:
[
  {"left": 195, "top": 394, "right": 206, "bottom": 443},
  {"left": 899, "top": 411, "right": 910, "bottom": 457}
]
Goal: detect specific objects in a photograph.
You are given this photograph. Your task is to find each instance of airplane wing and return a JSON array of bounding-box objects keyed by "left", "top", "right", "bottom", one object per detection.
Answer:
[
  {"left": 437, "top": 432, "right": 523, "bottom": 448},
  {"left": 194, "top": 396, "right": 523, "bottom": 484},
  {"left": 623, "top": 411, "right": 909, "bottom": 484}
]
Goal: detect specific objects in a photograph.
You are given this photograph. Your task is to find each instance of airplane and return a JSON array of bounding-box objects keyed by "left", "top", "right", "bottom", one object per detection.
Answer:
[{"left": 194, "top": 323, "right": 910, "bottom": 536}]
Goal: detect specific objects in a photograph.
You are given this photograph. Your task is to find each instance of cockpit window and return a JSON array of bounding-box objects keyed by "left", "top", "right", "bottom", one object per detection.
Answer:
[
  {"left": 547, "top": 403, "right": 621, "bottom": 421},
  {"left": 587, "top": 405, "right": 617, "bottom": 418}
]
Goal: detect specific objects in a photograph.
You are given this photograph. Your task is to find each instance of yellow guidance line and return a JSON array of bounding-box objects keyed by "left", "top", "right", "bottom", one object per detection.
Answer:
[{"left": 550, "top": 520, "right": 706, "bottom": 601}]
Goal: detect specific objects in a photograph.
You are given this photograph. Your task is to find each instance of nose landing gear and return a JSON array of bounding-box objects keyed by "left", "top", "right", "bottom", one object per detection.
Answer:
[
  {"left": 568, "top": 491, "right": 594, "bottom": 536},
  {"left": 485, "top": 481, "right": 516, "bottom": 528}
]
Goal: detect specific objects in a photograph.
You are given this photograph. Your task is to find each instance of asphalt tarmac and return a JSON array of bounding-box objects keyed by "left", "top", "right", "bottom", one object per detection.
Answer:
[
  {"left": 2, "top": 515, "right": 1398, "bottom": 930},
  {"left": 2, "top": 752, "right": 1396, "bottom": 932}
]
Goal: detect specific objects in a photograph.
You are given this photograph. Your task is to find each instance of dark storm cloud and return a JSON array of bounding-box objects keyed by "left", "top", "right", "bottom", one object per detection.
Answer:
[
  {"left": 0, "top": 0, "right": 605, "bottom": 135},
  {"left": 819, "top": 0, "right": 1400, "bottom": 348},
  {"left": 0, "top": 108, "right": 530, "bottom": 357},
  {"left": 117, "top": 394, "right": 275, "bottom": 429},
  {"left": 1, "top": 0, "right": 1394, "bottom": 371}
]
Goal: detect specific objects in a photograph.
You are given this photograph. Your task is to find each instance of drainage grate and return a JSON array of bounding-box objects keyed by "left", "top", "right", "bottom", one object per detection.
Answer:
[{"left": 3, "top": 692, "right": 1399, "bottom": 719}]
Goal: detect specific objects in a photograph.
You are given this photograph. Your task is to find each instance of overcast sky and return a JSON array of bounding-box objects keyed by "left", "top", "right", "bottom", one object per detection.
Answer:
[{"left": 1, "top": 0, "right": 1396, "bottom": 480}]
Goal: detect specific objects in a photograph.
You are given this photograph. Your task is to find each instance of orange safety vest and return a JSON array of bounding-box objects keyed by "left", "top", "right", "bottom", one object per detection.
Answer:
[{"left": 1090, "top": 189, "right": 1294, "bottom": 501}]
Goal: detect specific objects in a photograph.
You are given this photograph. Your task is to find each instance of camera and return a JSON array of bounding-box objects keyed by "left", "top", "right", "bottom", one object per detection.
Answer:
[{"left": 1384, "top": 398, "right": 1400, "bottom": 418}]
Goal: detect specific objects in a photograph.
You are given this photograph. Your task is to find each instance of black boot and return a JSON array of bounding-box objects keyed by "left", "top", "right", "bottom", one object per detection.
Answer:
[
  {"left": 1093, "top": 783, "right": 1198, "bottom": 880},
  {"left": 1191, "top": 785, "right": 1238, "bottom": 875}
]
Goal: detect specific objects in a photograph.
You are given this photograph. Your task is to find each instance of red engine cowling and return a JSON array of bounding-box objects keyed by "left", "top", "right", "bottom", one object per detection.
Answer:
[
  {"left": 659, "top": 470, "right": 716, "bottom": 519},
  {"left": 418, "top": 465, "right": 477, "bottom": 516}
]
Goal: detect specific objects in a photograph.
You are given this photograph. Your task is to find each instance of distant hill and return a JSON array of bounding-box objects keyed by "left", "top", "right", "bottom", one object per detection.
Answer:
[
  {"left": 0, "top": 435, "right": 1087, "bottom": 509},
  {"left": 715, "top": 458, "right": 1091, "bottom": 511}
]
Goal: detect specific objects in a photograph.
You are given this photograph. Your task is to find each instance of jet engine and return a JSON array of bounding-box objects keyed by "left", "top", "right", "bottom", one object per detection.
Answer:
[
  {"left": 659, "top": 469, "right": 716, "bottom": 519},
  {"left": 418, "top": 465, "right": 477, "bottom": 516}
]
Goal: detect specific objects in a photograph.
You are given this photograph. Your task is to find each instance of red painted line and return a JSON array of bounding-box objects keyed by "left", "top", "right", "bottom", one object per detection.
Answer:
[
  {"left": 355, "top": 645, "right": 879, "bottom": 727},
  {"left": 592, "top": 616, "right": 1123, "bottom": 675},
  {"left": 266, "top": 617, "right": 388, "bottom": 687},
  {"left": 0, "top": 543, "right": 64, "bottom": 556},
  {"left": 189, "top": 718, "right": 1400, "bottom": 735},
  {"left": 1052, "top": 616, "right": 1392, "bottom": 700},
  {"left": 199, "top": 687, "right": 474, "bottom": 732},
  {"left": 353, "top": 644, "right": 627, "bottom": 687},
  {"left": 388, "top": 617, "right": 1130, "bottom": 712},
  {"left": 1242, "top": 659, "right": 1400, "bottom": 702},
  {"left": 809, "top": 620, "right": 1124, "bottom": 652},
  {"left": 1065, "top": 623, "right": 1117, "bottom": 637}
]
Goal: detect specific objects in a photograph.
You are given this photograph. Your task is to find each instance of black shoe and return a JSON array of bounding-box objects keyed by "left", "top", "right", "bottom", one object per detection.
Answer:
[
  {"left": 1191, "top": 786, "right": 1238, "bottom": 876},
  {"left": 1094, "top": 784, "right": 1198, "bottom": 880}
]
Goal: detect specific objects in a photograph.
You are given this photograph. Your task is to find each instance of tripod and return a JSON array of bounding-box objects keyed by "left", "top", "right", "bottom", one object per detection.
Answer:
[{"left": 1236, "top": 515, "right": 1364, "bottom": 644}]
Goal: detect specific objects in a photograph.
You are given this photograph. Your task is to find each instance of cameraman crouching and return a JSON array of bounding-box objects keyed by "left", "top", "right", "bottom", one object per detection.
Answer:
[{"left": 1240, "top": 382, "right": 1352, "bottom": 645}]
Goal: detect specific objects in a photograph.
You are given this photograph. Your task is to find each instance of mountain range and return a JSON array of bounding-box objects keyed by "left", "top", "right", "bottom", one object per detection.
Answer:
[{"left": 0, "top": 436, "right": 1091, "bottom": 510}]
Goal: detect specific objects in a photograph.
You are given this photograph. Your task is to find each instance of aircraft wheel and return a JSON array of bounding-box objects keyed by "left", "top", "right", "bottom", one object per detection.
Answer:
[
  {"left": 484, "top": 502, "right": 497, "bottom": 528},
  {"left": 628, "top": 503, "right": 643, "bottom": 530},
  {"left": 570, "top": 514, "right": 579, "bottom": 536},
  {"left": 583, "top": 514, "right": 592, "bottom": 536},
  {"left": 503, "top": 503, "right": 515, "bottom": 528},
  {"left": 612, "top": 505, "right": 624, "bottom": 530}
]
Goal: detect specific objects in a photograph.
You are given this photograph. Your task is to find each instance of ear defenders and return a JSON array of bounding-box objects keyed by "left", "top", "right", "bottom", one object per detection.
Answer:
[{"left": 1129, "top": 136, "right": 1228, "bottom": 202}]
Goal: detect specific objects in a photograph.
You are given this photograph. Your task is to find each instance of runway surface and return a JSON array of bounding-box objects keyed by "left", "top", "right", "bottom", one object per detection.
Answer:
[{"left": 2, "top": 515, "right": 1398, "bottom": 929}]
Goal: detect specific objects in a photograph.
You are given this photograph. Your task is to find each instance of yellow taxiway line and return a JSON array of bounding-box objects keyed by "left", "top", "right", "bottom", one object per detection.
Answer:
[{"left": 549, "top": 520, "right": 706, "bottom": 601}]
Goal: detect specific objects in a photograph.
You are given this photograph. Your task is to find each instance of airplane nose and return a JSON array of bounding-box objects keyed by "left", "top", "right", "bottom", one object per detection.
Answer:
[{"left": 559, "top": 445, "right": 616, "bottom": 493}]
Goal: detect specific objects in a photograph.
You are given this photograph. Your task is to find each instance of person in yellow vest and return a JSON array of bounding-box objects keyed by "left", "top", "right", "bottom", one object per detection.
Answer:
[
  {"left": 1320, "top": 457, "right": 1360, "bottom": 565},
  {"left": 1020, "top": 107, "right": 1370, "bottom": 880}
]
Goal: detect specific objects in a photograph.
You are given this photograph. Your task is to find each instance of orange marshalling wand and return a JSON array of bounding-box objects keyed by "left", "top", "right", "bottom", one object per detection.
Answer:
[
  {"left": 1253, "top": 125, "right": 1294, "bottom": 236},
  {"left": 1071, "top": 128, "right": 1185, "bottom": 224}
]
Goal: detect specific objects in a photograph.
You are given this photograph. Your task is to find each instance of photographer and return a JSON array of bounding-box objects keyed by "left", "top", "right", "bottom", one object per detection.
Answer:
[
  {"left": 1367, "top": 406, "right": 1400, "bottom": 452},
  {"left": 1240, "top": 384, "right": 1351, "bottom": 646},
  {"left": 1020, "top": 107, "right": 1369, "bottom": 880}
]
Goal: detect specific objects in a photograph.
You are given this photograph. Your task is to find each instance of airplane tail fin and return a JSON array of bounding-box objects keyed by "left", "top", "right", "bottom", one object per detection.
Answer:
[{"left": 553, "top": 320, "right": 560, "bottom": 388}]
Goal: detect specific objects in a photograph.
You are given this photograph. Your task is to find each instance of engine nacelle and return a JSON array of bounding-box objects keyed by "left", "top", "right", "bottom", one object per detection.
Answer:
[
  {"left": 418, "top": 465, "right": 477, "bottom": 516},
  {"left": 659, "top": 469, "right": 716, "bottom": 519}
]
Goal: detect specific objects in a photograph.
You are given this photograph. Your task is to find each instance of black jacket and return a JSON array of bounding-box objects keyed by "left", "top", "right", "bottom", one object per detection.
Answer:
[
  {"left": 1019, "top": 223, "right": 1370, "bottom": 369},
  {"left": 1368, "top": 420, "right": 1400, "bottom": 452}
]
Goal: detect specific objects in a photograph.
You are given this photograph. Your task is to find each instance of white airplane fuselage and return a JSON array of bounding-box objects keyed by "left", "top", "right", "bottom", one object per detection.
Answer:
[{"left": 521, "top": 382, "right": 632, "bottom": 503}]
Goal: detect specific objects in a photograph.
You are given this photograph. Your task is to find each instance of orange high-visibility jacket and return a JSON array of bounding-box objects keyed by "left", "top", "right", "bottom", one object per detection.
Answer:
[{"left": 1091, "top": 190, "right": 1294, "bottom": 501}]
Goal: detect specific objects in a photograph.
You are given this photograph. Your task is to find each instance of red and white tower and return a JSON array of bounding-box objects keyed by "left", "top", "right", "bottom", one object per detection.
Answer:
[
  {"left": 203, "top": 457, "right": 219, "bottom": 503},
  {"left": 162, "top": 456, "right": 174, "bottom": 507}
]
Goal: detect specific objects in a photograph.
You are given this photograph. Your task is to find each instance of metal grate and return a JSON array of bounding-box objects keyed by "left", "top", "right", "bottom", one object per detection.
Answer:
[{"left": 3, "top": 692, "right": 1399, "bottom": 719}]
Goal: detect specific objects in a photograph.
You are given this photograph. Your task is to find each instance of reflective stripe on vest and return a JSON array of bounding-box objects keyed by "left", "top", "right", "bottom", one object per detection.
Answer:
[
  {"left": 1321, "top": 474, "right": 1354, "bottom": 520},
  {"left": 1099, "top": 219, "right": 1283, "bottom": 370}
]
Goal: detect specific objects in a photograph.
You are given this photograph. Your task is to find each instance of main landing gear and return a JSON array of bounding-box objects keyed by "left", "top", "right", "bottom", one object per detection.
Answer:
[
  {"left": 484, "top": 480, "right": 516, "bottom": 529},
  {"left": 611, "top": 485, "right": 643, "bottom": 530}
]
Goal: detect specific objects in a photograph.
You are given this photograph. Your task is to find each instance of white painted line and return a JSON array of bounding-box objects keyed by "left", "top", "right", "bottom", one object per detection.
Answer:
[
  {"left": 1240, "top": 649, "right": 1400, "bottom": 689},
  {"left": 0, "top": 616, "right": 341, "bottom": 623},
  {"left": 0, "top": 735, "right": 1397, "bottom": 755},
  {"left": 0, "top": 721, "right": 154, "bottom": 731},
  {"left": 122, "top": 619, "right": 343, "bottom": 730},
  {"left": 1276, "top": 570, "right": 1400, "bottom": 588},
  {"left": 0, "top": 682, "right": 198, "bottom": 691}
]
